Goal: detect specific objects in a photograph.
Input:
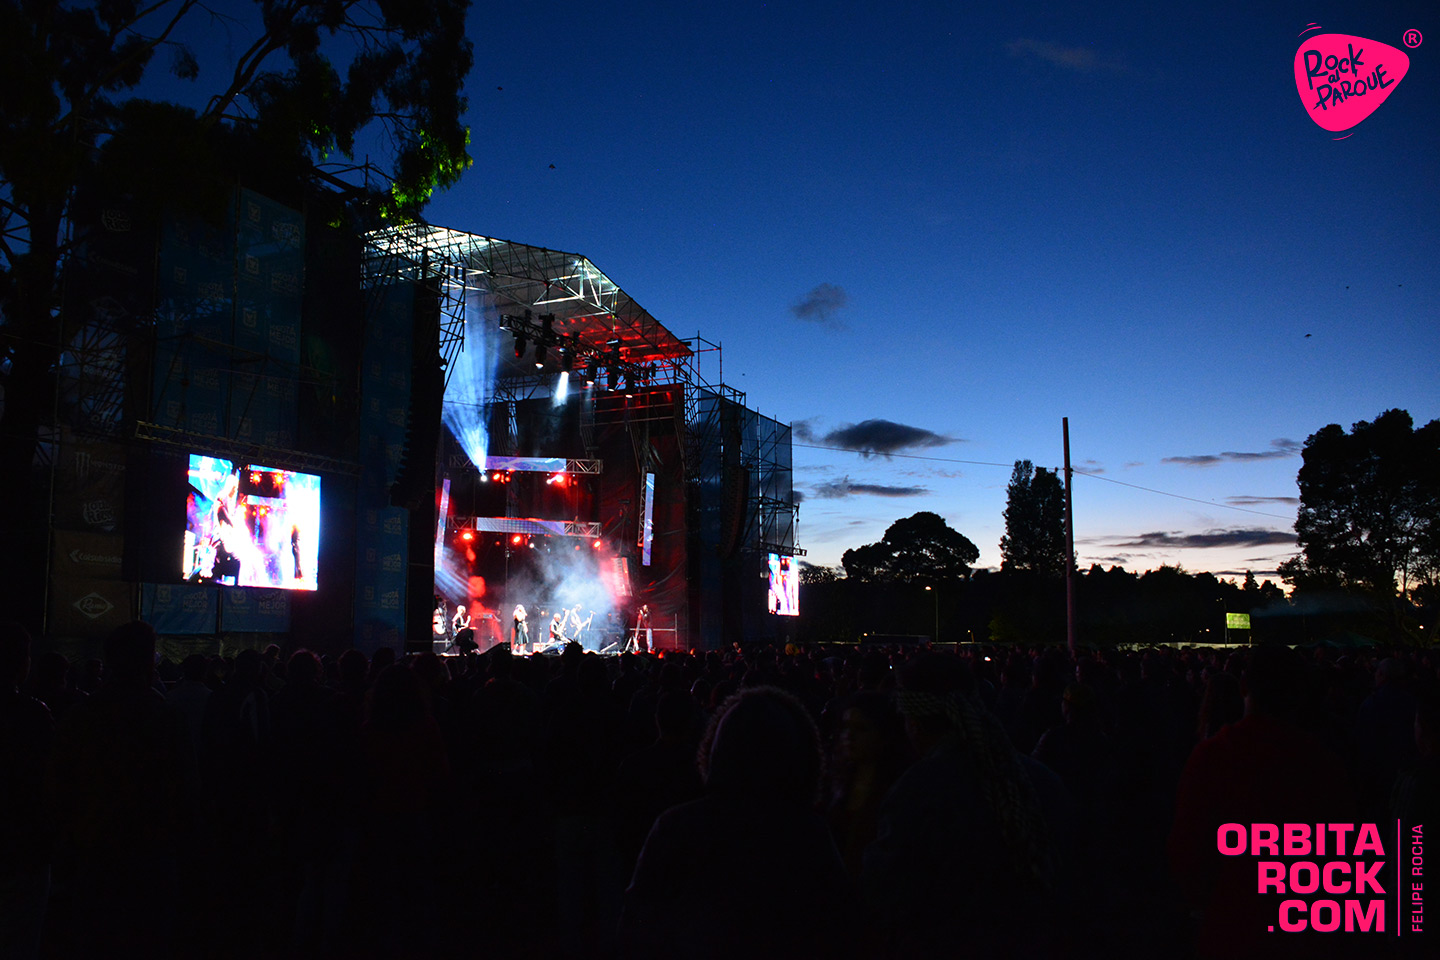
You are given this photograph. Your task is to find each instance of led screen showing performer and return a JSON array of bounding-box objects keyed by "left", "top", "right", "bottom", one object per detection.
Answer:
[
  {"left": 767, "top": 553, "right": 798, "bottom": 617},
  {"left": 183, "top": 454, "right": 321, "bottom": 590}
]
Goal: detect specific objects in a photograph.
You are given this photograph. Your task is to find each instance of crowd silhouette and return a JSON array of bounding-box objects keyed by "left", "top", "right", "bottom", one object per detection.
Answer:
[{"left": 2, "top": 619, "right": 1437, "bottom": 958}]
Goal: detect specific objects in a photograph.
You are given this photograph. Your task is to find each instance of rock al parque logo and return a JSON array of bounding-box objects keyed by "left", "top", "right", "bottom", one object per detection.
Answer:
[{"left": 1294, "top": 23, "right": 1419, "bottom": 136}]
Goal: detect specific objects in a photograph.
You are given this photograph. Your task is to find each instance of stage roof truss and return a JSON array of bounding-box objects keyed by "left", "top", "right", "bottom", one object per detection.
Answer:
[
  {"left": 366, "top": 226, "right": 805, "bottom": 559},
  {"left": 449, "top": 517, "right": 602, "bottom": 539},
  {"left": 134, "top": 420, "right": 360, "bottom": 475},
  {"left": 364, "top": 223, "right": 692, "bottom": 370}
]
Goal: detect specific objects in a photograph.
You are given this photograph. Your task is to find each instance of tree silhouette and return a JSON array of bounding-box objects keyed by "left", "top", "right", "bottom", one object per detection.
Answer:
[
  {"left": 0, "top": 1, "right": 473, "bottom": 619},
  {"left": 999, "top": 459, "right": 1068, "bottom": 577},
  {"left": 840, "top": 511, "right": 979, "bottom": 584},
  {"left": 1280, "top": 409, "right": 1440, "bottom": 599}
]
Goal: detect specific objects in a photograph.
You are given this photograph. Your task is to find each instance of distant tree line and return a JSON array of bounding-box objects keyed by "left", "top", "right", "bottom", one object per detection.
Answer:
[{"left": 801, "top": 408, "right": 1438, "bottom": 647}]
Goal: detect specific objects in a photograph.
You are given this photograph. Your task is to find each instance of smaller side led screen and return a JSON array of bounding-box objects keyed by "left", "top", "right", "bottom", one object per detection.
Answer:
[
  {"left": 184, "top": 454, "right": 321, "bottom": 590},
  {"left": 767, "top": 553, "right": 798, "bottom": 617}
]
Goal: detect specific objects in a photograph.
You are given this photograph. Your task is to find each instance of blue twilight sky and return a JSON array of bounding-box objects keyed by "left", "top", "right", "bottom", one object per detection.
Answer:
[{"left": 157, "top": 0, "right": 1440, "bottom": 578}]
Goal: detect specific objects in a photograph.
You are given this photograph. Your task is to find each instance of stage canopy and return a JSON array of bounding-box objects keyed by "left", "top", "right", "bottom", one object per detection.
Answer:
[{"left": 366, "top": 223, "right": 692, "bottom": 367}]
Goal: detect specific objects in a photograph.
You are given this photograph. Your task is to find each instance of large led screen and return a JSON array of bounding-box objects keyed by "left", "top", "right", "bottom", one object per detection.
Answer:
[
  {"left": 767, "top": 553, "right": 798, "bottom": 617},
  {"left": 184, "top": 455, "right": 321, "bottom": 590}
]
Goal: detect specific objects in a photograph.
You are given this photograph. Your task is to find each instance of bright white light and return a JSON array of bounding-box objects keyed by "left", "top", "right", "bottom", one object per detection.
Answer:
[
  {"left": 553, "top": 370, "right": 569, "bottom": 405},
  {"left": 442, "top": 285, "right": 499, "bottom": 469}
]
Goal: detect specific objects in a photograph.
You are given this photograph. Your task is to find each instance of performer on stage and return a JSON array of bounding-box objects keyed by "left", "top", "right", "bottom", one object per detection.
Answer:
[
  {"left": 549, "top": 612, "right": 565, "bottom": 646},
  {"left": 566, "top": 605, "right": 593, "bottom": 647},
  {"left": 638, "top": 604, "right": 652, "bottom": 653},
  {"left": 512, "top": 604, "right": 529, "bottom": 653},
  {"left": 433, "top": 597, "right": 448, "bottom": 645},
  {"left": 626, "top": 604, "right": 652, "bottom": 654},
  {"left": 453, "top": 602, "right": 477, "bottom": 654}
]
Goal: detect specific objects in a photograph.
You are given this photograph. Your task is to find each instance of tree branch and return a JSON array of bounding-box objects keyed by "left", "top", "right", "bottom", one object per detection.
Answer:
[
  {"left": 199, "top": 24, "right": 290, "bottom": 127},
  {"left": 60, "top": 0, "right": 202, "bottom": 131}
]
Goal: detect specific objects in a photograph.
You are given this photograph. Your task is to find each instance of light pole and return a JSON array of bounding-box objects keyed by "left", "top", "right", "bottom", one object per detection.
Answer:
[{"left": 925, "top": 584, "right": 938, "bottom": 642}]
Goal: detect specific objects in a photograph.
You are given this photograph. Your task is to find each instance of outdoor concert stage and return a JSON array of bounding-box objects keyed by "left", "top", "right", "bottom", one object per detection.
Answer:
[
  {"left": 40, "top": 196, "right": 798, "bottom": 657},
  {"left": 366, "top": 224, "right": 802, "bottom": 655}
]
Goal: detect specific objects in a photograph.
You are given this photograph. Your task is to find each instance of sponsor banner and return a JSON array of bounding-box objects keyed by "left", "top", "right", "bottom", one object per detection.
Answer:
[
  {"left": 221, "top": 587, "right": 291, "bottom": 633},
  {"left": 49, "top": 577, "right": 134, "bottom": 638},
  {"left": 52, "top": 530, "right": 125, "bottom": 580},
  {"left": 142, "top": 582, "right": 218, "bottom": 635},
  {"left": 52, "top": 435, "right": 126, "bottom": 533}
]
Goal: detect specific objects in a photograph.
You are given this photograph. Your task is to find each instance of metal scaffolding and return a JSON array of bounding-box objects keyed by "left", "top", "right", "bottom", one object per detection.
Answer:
[{"left": 363, "top": 222, "right": 801, "bottom": 558}]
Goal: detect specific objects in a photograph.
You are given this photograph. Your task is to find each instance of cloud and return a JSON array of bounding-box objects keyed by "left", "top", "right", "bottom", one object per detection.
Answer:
[
  {"left": 1162, "top": 439, "right": 1301, "bottom": 467},
  {"left": 790, "top": 284, "right": 849, "bottom": 328},
  {"left": 809, "top": 476, "right": 929, "bottom": 500},
  {"left": 1109, "top": 529, "right": 1298, "bottom": 550},
  {"left": 821, "top": 419, "right": 957, "bottom": 458},
  {"left": 791, "top": 489, "right": 805, "bottom": 505},
  {"left": 1226, "top": 496, "right": 1300, "bottom": 507},
  {"left": 791, "top": 418, "right": 817, "bottom": 442},
  {"left": 1006, "top": 38, "right": 1127, "bottom": 73}
]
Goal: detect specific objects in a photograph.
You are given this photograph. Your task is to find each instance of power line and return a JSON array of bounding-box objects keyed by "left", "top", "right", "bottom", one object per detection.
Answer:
[
  {"left": 1070, "top": 469, "right": 1297, "bottom": 521},
  {"left": 791, "top": 441, "right": 1297, "bottom": 522}
]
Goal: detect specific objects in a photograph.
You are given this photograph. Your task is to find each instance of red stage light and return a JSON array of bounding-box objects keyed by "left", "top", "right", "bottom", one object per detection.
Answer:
[
  {"left": 592, "top": 539, "right": 602, "bottom": 549},
  {"left": 460, "top": 530, "right": 474, "bottom": 542},
  {"left": 511, "top": 534, "right": 524, "bottom": 545}
]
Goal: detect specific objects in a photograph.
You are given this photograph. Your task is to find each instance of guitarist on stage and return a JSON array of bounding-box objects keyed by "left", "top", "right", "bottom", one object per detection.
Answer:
[{"left": 452, "top": 603, "right": 477, "bottom": 654}]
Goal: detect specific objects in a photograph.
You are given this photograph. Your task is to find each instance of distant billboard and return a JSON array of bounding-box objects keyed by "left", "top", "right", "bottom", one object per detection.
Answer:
[{"left": 1226, "top": 612, "right": 1251, "bottom": 630}]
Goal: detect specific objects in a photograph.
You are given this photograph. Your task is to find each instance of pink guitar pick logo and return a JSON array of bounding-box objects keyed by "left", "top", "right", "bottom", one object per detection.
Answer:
[{"left": 1295, "top": 33, "right": 1409, "bottom": 132}]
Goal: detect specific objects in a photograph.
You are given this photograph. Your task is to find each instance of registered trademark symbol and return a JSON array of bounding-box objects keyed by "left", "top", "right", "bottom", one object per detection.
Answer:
[{"left": 1402, "top": 28, "right": 1422, "bottom": 48}]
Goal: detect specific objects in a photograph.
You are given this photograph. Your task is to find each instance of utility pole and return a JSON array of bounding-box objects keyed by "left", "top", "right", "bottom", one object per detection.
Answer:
[{"left": 1063, "top": 418, "right": 1076, "bottom": 658}]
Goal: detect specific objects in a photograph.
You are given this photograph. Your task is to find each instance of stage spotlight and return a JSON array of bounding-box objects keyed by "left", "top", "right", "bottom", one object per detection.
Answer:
[
  {"left": 592, "top": 539, "right": 602, "bottom": 549},
  {"left": 533, "top": 342, "right": 546, "bottom": 368},
  {"left": 511, "top": 534, "right": 524, "bottom": 545},
  {"left": 514, "top": 335, "right": 527, "bottom": 359},
  {"left": 460, "top": 530, "right": 475, "bottom": 542},
  {"left": 554, "top": 370, "right": 569, "bottom": 404}
]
